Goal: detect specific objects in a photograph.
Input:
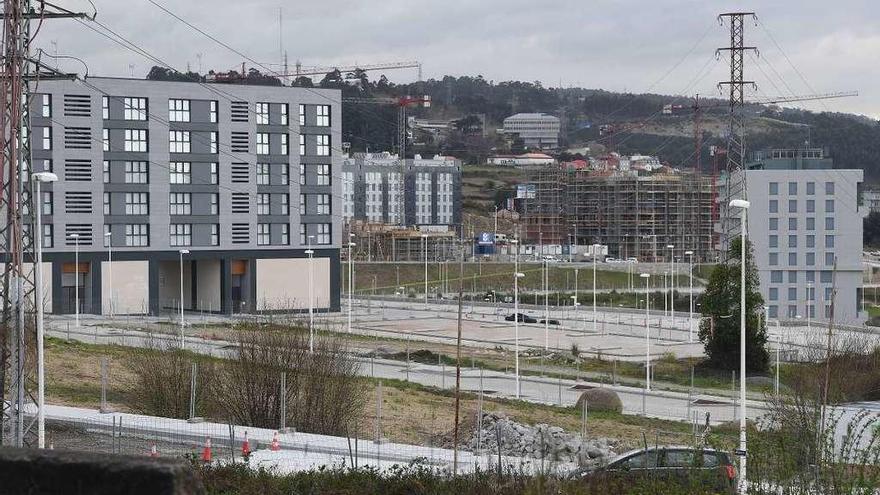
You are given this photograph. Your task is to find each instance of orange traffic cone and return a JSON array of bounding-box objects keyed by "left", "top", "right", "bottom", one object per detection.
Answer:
[
  {"left": 241, "top": 431, "right": 251, "bottom": 458},
  {"left": 149, "top": 443, "right": 159, "bottom": 458},
  {"left": 201, "top": 437, "right": 212, "bottom": 463},
  {"left": 270, "top": 431, "right": 280, "bottom": 451}
]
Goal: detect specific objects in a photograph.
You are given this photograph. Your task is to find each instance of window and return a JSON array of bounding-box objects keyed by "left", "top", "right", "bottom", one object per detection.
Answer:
[
  {"left": 102, "top": 96, "right": 109, "bottom": 119},
  {"left": 257, "top": 223, "right": 270, "bottom": 245},
  {"left": 788, "top": 235, "right": 797, "bottom": 248},
  {"left": 210, "top": 162, "right": 218, "bottom": 184},
  {"left": 257, "top": 193, "right": 270, "bottom": 215},
  {"left": 170, "top": 224, "right": 191, "bottom": 246},
  {"left": 316, "top": 135, "right": 330, "bottom": 156},
  {"left": 614, "top": 451, "right": 660, "bottom": 470},
  {"left": 41, "top": 191, "right": 52, "bottom": 216},
  {"left": 768, "top": 305, "right": 778, "bottom": 318},
  {"left": 769, "top": 182, "right": 778, "bottom": 195},
  {"left": 769, "top": 200, "right": 778, "bottom": 213},
  {"left": 280, "top": 134, "right": 289, "bottom": 155},
  {"left": 125, "top": 161, "right": 148, "bottom": 183},
  {"left": 299, "top": 193, "right": 305, "bottom": 213},
  {"left": 125, "top": 224, "right": 149, "bottom": 247},
  {"left": 256, "top": 132, "right": 270, "bottom": 154},
  {"left": 123, "top": 97, "right": 147, "bottom": 121},
  {"left": 280, "top": 104, "right": 288, "bottom": 125},
  {"left": 281, "top": 194, "right": 289, "bottom": 214},
  {"left": 788, "top": 182, "right": 798, "bottom": 195},
  {"left": 821, "top": 271, "right": 833, "bottom": 283},
  {"left": 210, "top": 100, "right": 218, "bottom": 123},
  {"left": 825, "top": 199, "right": 835, "bottom": 213},
  {"left": 299, "top": 224, "right": 306, "bottom": 244},
  {"left": 210, "top": 131, "right": 218, "bottom": 153},
  {"left": 769, "top": 253, "right": 779, "bottom": 266},
  {"left": 103, "top": 160, "right": 110, "bottom": 183},
  {"left": 807, "top": 181, "right": 815, "bottom": 195},
  {"left": 124, "top": 129, "right": 147, "bottom": 152},
  {"left": 771, "top": 270, "right": 783, "bottom": 283},
  {"left": 102, "top": 128, "right": 110, "bottom": 151},
  {"left": 807, "top": 217, "right": 815, "bottom": 231},
  {"left": 170, "top": 162, "right": 191, "bottom": 184},
  {"left": 299, "top": 104, "right": 305, "bottom": 126},
  {"left": 125, "top": 192, "right": 149, "bottom": 215},
  {"left": 825, "top": 182, "right": 835, "bottom": 195},
  {"left": 769, "top": 288, "right": 778, "bottom": 301},
  {"left": 825, "top": 252, "right": 835, "bottom": 266},
  {"left": 788, "top": 287, "right": 797, "bottom": 301},
  {"left": 169, "top": 193, "right": 191, "bottom": 215},
  {"left": 316, "top": 105, "right": 330, "bottom": 126},
  {"left": 169, "top": 130, "right": 191, "bottom": 153},
  {"left": 768, "top": 235, "right": 778, "bottom": 248},
  {"left": 806, "top": 199, "right": 815, "bottom": 213},
  {"left": 769, "top": 218, "right": 778, "bottom": 231},
  {"left": 280, "top": 224, "right": 289, "bottom": 245},
  {"left": 316, "top": 194, "right": 330, "bottom": 215},
  {"left": 825, "top": 235, "right": 834, "bottom": 248},
  {"left": 806, "top": 271, "right": 815, "bottom": 283},
  {"left": 788, "top": 252, "right": 797, "bottom": 266},
  {"left": 210, "top": 193, "right": 219, "bottom": 215},
  {"left": 316, "top": 223, "right": 331, "bottom": 244},
  {"left": 825, "top": 217, "right": 835, "bottom": 230},
  {"left": 103, "top": 192, "right": 110, "bottom": 215},
  {"left": 788, "top": 271, "right": 797, "bottom": 283},
  {"left": 210, "top": 224, "right": 219, "bottom": 246},
  {"left": 168, "top": 99, "right": 190, "bottom": 122},
  {"left": 41, "top": 94, "right": 51, "bottom": 117},
  {"left": 806, "top": 252, "right": 815, "bottom": 266},
  {"left": 256, "top": 102, "right": 269, "bottom": 125},
  {"left": 256, "top": 163, "right": 270, "bottom": 185},
  {"left": 788, "top": 199, "right": 797, "bottom": 213},
  {"left": 299, "top": 164, "right": 306, "bottom": 185},
  {"left": 806, "top": 235, "right": 815, "bottom": 248},
  {"left": 299, "top": 134, "right": 305, "bottom": 155},
  {"left": 43, "top": 224, "right": 53, "bottom": 248},
  {"left": 280, "top": 164, "right": 289, "bottom": 185},
  {"left": 42, "top": 127, "right": 52, "bottom": 150},
  {"left": 316, "top": 164, "right": 330, "bottom": 185}
]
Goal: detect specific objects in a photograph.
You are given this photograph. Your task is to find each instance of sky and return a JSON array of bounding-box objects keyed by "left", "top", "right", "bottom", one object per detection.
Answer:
[{"left": 36, "top": 0, "right": 880, "bottom": 118}]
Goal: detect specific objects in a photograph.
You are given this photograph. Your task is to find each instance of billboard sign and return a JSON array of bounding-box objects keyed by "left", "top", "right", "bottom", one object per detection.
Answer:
[
  {"left": 478, "top": 232, "right": 494, "bottom": 245},
  {"left": 516, "top": 184, "right": 536, "bottom": 199}
]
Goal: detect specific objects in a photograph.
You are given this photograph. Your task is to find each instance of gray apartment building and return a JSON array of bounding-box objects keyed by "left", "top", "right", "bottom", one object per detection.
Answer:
[
  {"left": 501, "top": 113, "right": 560, "bottom": 150},
  {"left": 341, "top": 152, "right": 461, "bottom": 228},
  {"left": 722, "top": 148, "right": 863, "bottom": 324},
  {"left": 28, "top": 77, "right": 341, "bottom": 315}
]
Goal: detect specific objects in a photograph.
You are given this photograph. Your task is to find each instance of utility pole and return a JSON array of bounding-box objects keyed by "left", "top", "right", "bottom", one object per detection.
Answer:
[{"left": 0, "top": 0, "right": 91, "bottom": 447}]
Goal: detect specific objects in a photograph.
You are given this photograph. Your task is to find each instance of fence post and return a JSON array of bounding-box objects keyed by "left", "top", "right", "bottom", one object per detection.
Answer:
[
  {"left": 477, "top": 368, "right": 484, "bottom": 458},
  {"left": 581, "top": 398, "right": 588, "bottom": 438},
  {"left": 557, "top": 373, "right": 562, "bottom": 406},
  {"left": 375, "top": 381, "right": 383, "bottom": 465},
  {"left": 100, "top": 357, "right": 110, "bottom": 414},
  {"left": 189, "top": 362, "right": 197, "bottom": 420},
  {"left": 280, "top": 371, "right": 287, "bottom": 431}
]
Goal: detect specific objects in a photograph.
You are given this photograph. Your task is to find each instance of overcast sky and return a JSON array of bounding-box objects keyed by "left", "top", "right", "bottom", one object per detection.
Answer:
[{"left": 38, "top": 0, "right": 879, "bottom": 117}]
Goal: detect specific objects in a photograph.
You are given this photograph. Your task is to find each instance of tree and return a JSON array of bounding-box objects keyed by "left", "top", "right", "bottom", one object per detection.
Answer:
[{"left": 698, "top": 237, "right": 769, "bottom": 371}]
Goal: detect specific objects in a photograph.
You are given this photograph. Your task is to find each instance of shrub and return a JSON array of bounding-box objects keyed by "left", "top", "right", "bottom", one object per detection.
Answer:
[
  {"left": 127, "top": 340, "right": 216, "bottom": 419},
  {"left": 575, "top": 388, "right": 623, "bottom": 414}
]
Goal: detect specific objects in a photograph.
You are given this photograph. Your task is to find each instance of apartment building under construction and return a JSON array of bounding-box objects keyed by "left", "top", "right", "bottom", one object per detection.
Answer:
[{"left": 523, "top": 166, "right": 715, "bottom": 262}]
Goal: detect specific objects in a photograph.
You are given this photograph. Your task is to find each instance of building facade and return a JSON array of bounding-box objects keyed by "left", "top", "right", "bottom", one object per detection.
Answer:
[
  {"left": 501, "top": 113, "right": 560, "bottom": 150},
  {"left": 341, "top": 152, "right": 461, "bottom": 229},
  {"left": 724, "top": 148, "right": 863, "bottom": 324},
  {"left": 29, "top": 77, "right": 342, "bottom": 315}
]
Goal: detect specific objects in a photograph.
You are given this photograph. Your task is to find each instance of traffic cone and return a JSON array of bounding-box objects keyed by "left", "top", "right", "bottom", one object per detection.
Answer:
[
  {"left": 149, "top": 443, "right": 159, "bottom": 458},
  {"left": 270, "top": 431, "right": 280, "bottom": 451},
  {"left": 201, "top": 437, "right": 212, "bottom": 463},
  {"left": 241, "top": 431, "right": 251, "bottom": 458}
]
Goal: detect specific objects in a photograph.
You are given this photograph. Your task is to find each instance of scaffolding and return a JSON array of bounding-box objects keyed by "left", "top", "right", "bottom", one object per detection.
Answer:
[
  {"left": 348, "top": 221, "right": 457, "bottom": 262},
  {"left": 524, "top": 169, "right": 715, "bottom": 262}
]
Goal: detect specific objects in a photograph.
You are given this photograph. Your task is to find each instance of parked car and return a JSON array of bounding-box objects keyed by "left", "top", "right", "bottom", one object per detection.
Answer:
[
  {"left": 626, "top": 257, "right": 639, "bottom": 263},
  {"left": 604, "top": 257, "right": 618, "bottom": 263},
  {"left": 539, "top": 319, "right": 561, "bottom": 325},
  {"left": 505, "top": 313, "right": 537, "bottom": 323},
  {"left": 541, "top": 255, "right": 559, "bottom": 263},
  {"left": 573, "top": 447, "right": 736, "bottom": 494}
]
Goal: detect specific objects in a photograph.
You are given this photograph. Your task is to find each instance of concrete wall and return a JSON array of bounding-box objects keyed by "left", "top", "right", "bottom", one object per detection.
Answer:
[
  {"left": 196, "top": 258, "right": 221, "bottom": 311},
  {"left": 157, "top": 260, "right": 193, "bottom": 310},
  {"left": 102, "top": 260, "right": 149, "bottom": 315},
  {"left": 255, "top": 257, "right": 331, "bottom": 311}
]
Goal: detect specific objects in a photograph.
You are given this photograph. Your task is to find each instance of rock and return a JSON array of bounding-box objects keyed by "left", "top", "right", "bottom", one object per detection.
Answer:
[{"left": 575, "top": 388, "right": 624, "bottom": 414}]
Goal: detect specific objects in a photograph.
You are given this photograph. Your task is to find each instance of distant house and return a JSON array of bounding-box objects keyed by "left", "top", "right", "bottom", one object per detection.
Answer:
[
  {"left": 488, "top": 153, "right": 556, "bottom": 167},
  {"left": 501, "top": 113, "right": 561, "bottom": 150}
]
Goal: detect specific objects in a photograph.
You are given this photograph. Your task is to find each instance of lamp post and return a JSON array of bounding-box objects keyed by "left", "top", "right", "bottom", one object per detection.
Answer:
[
  {"left": 68, "top": 233, "right": 79, "bottom": 328},
  {"left": 178, "top": 249, "right": 189, "bottom": 348},
  {"left": 348, "top": 233, "right": 355, "bottom": 333},
  {"left": 306, "top": 235, "right": 315, "bottom": 353},
  {"left": 807, "top": 281, "right": 813, "bottom": 332},
  {"left": 729, "top": 198, "right": 750, "bottom": 493},
  {"left": 422, "top": 234, "right": 428, "bottom": 307},
  {"left": 512, "top": 238, "right": 523, "bottom": 398},
  {"left": 685, "top": 250, "right": 694, "bottom": 343},
  {"left": 667, "top": 244, "right": 675, "bottom": 328},
  {"left": 544, "top": 259, "right": 549, "bottom": 351},
  {"left": 574, "top": 268, "right": 580, "bottom": 330},
  {"left": 641, "top": 273, "right": 651, "bottom": 390},
  {"left": 32, "top": 171, "right": 57, "bottom": 449},
  {"left": 105, "top": 232, "right": 113, "bottom": 318},
  {"left": 592, "top": 243, "right": 598, "bottom": 334}
]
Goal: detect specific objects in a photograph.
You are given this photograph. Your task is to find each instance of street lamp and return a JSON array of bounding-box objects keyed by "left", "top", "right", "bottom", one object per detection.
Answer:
[
  {"left": 67, "top": 233, "right": 80, "bottom": 329},
  {"left": 807, "top": 281, "right": 813, "bottom": 332},
  {"left": 685, "top": 250, "right": 694, "bottom": 343},
  {"left": 178, "top": 249, "right": 189, "bottom": 349},
  {"left": 422, "top": 234, "right": 428, "bottom": 307},
  {"left": 306, "top": 235, "right": 315, "bottom": 353},
  {"left": 347, "top": 233, "right": 356, "bottom": 334},
  {"left": 512, "top": 238, "right": 523, "bottom": 398},
  {"left": 640, "top": 273, "right": 651, "bottom": 390},
  {"left": 32, "top": 170, "right": 57, "bottom": 449},
  {"left": 729, "top": 197, "right": 750, "bottom": 492},
  {"left": 105, "top": 231, "right": 113, "bottom": 318},
  {"left": 592, "top": 243, "right": 599, "bottom": 334},
  {"left": 543, "top": 259, "right": 549, "bottom": 351},
  {"left": 667, "top": 244, "right": 675, "bottom": 328}
]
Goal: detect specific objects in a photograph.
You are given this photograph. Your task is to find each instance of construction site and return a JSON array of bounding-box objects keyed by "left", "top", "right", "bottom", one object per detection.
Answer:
[
  {"left": 523, "top": 166, "right": 715, "bottom": 262},
  {"left": 347, "top": 221, "right": 459, "bottom": 262}
]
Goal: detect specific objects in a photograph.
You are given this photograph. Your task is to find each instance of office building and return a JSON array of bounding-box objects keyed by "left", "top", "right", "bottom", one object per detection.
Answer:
[
  {"left": 501, "top": 113, "right": 560, "bottom": 150},
  {"left": 28, "top": 77, "right": 341, "bottom": 315},
  {"left": 341, "top": 152, "right": 461, "bottom": 229},
  {"left": 723, "top": 148, "right": 863, "bottom": 324}
]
